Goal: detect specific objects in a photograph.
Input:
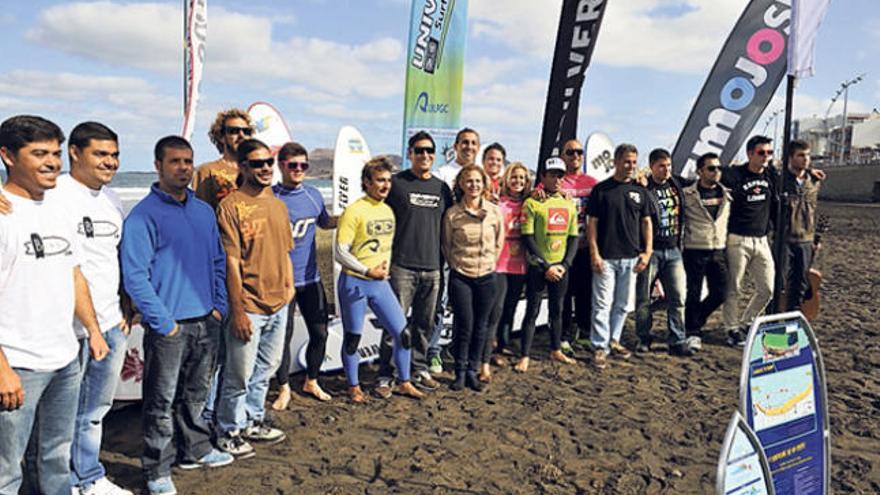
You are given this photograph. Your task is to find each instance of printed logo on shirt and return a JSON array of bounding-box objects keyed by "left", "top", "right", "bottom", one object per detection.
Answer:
[
  {"left": 506, "top": 210, "right": 524, "bottom": 233},
  {"left": 77, "top": 218, "right": 120, "bottom": 239},
  {"left": 547, "top": 208, "right": 570, "bottom": 232},
  {"left": 366, "top": 219, "right": 394, "bottom": 237},
  {"left": 550, "top": 239, "right": 563, "bottom": 252},
  {"left": 358, "top": 239, "right": 381, "bottom": 254},
  {"left": 628, "top": 191, "right": 642, "bottom": 204},
  {"left": 408, "top": 192, "right": 441, "bottom": 208},
  {"left": 743, "top": 179, "right": 769, "bottom": 203},
  {"left": 234, "top": 201, "right": 260, "bottom": 220},
  {"left": 291, "top": 218, "right": 317, "bottom": 239},
  {"left": 25, "top": 234, "right": 72, "bottom": 258}
]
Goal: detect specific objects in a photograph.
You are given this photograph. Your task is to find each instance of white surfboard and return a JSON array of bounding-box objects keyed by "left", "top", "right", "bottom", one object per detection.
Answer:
[
  {"left": 585, "top": 132, "right": 615, "bottom": 181},
  {"left": 248, "top": 101, "right": 293, "bottom": 184}
]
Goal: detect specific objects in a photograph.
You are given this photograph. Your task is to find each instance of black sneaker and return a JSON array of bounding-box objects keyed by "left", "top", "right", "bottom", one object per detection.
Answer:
[
  {"left": 669, "top": 343, "right": 697, "bottom": 357},
  {"left": 726, "top": 329, "right": 746, "bottom": 347},
  {"left": 635, "top": 339, "right": 652, "bottom": 353}
]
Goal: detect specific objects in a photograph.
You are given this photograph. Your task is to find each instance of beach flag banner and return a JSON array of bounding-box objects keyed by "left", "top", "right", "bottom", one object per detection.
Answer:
[
  {"left": 584, "top": 131, "right": 614, "bottom": 180},
  {"left": 181, "top": 0, "right": 207, "bottom": 141},
  {"left": 536, "top": 0, "right": 608, "bottom": 177},
  {"left": 401, "top": 0, "right": 468, "bottom": 169},
  {"left": 671, "top": 0, "right": 791, "bottom": 178},
  {"left": 716, "top": 410, "right": 775, "bottom": 495},
  {"left": 247, "top": 101, "right": 293, "bottom": 184},
  {"left": 739, "top": 312, "right": 830, "bottom": 495},
  {"left": 788, "top": 0, "right": 832, "bottom": 79}
]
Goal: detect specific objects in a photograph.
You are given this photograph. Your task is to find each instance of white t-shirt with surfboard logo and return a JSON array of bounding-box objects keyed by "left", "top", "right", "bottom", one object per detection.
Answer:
[
  {"left": 53, "top": 174, "right": 124, "bottom": 336},
  {"left": 0, "top": 187, "right": 80, "bottom": 371}
]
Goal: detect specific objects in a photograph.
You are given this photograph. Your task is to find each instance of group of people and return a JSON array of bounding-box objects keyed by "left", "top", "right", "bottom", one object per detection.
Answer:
[{"left": 0, "top": 108, "right": 821, "bottom": 495}]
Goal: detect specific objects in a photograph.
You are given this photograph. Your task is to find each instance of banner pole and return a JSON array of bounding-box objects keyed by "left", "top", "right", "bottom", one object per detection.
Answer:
[
  {"left": 771, "top": 74, "right": 796, "bottom": 312},
  {"left": 183, "top": 0, "right": 188, "bottom": 120}
]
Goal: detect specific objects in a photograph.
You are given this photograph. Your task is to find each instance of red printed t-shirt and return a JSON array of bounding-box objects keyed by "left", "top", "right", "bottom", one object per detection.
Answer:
[{"left": 496, "top": 195, "right": 527, "bottom": 274}]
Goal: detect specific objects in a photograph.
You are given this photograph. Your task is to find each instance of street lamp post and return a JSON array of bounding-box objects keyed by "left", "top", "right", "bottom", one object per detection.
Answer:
[{"left": 825, "top": 74, "right": 866, "bottom": 165}]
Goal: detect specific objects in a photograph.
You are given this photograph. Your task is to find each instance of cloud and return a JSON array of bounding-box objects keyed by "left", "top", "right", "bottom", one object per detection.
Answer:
[
  {"left": 464, "top": 57, "right": 524, "bottom": 88},
  {"left": 471, "top": 0, "right": 748, "bottom": 74},
  {"left": 307, "top": 103, "right": 394, "bottom": 121},
  {"left": 27, "top": 1, "right": 404, "bottom": 99}
]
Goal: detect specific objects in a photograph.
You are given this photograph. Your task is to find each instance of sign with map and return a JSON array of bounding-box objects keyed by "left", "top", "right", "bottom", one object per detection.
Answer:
[
  {"left": 717, "top": 410, "right": 774, "bottom": 495},
  {"left": 739, "top": 312, "right": 830, "bottom": 495}
]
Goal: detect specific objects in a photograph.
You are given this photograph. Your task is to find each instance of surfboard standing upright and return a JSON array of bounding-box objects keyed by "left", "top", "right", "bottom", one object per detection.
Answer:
[
  {"left": 247, "top": 101, "right": 293, "bottom": 184},
  {"left": 740, "top": 312, "right": 830, "bottom": 494},
  {"left": 401, "top": 0, "right": 468, "bottom": 169}
]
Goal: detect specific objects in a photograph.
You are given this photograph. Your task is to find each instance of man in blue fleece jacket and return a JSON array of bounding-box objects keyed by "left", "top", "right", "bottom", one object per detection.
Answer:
[{"left": 121, "top": 136, "right": 231, "bottom": 495}]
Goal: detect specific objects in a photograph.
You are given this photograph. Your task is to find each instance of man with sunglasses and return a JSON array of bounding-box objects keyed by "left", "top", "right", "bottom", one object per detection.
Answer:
[
  {"left": 375, "top": 131, "right": 452, "bottom": 398},
  {"left": 193, "top": 109, "right": 254, "bottom": 210},
  {"left": 271, "top": 142, "right": 337, "bottom": 408},
  {"left": 681, "top": 152, "right": 731, "bottom": 340},
  {"left": 215, "top": 139, "right": 294, "bottom": 457},
  {"left": 720, "top": 135, "right": 778, "bottom": 346}
]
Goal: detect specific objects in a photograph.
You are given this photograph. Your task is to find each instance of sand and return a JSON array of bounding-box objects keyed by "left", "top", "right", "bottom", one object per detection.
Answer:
[{"left": 98, "top": 202, "right": 880, "bottom": 494}]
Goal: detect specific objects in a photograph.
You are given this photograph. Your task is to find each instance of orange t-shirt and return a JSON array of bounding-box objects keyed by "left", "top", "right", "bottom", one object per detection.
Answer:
[
  {"left": 217, "top": 190, "right": 294, "bottom": 314},
  {"left": 193, "top": 159, "right": 239, "bottom": 210}
]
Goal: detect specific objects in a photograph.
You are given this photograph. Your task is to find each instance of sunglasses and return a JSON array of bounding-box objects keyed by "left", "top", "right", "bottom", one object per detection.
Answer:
[
  {"left": 284, "top": 161, "right": 309, "bottom": 171},
  {"left": 245, "top": 158, "right": 274, "bottom": 169},
  {"left": 225, "top": 126, "right": 254, "bottom": 136},
  {"left": 564, "top": 149, "right": 585, "bottom": 157},
  {"left": 755, "top": 149, "right": 773, "bottom": 156},
  {"left": 413, "top": 146, "right": 435, "bottom": 155},
  {"left": 704, "top": 165, "right": 721, "bottom": 172}
]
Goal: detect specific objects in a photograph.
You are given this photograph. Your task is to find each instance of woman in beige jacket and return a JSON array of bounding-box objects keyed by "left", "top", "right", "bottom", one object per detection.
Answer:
[{"left": 442, "top": 165, "right": 504, "bottom": 391}]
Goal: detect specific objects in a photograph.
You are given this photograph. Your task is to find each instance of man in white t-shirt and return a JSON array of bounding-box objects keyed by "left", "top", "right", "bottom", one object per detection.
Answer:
[
  {"left": 435, "top": 127, "right": 480, "bottom": 189},
  {"left": 0, "top": 115, "right": 108, "bottom": 495}
]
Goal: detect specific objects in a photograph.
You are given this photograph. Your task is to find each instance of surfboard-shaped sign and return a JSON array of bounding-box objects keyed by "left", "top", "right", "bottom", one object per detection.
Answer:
[
  {"left": 247, "top": 101, "right": 293, "bottom": 184},
  {"left": 584, "top": 132, "right": 614, "bottom": 181},
  {"left": 739, "top": 311, "right": 830, "bottom": 495},
  {"left": 716, "top": 410, "right": 775, "bottom": 495}
]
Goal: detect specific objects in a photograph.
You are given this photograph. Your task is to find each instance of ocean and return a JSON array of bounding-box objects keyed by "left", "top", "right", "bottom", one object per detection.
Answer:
[{"left": 108, "top": 172, "right": 332, "bottom": 214}]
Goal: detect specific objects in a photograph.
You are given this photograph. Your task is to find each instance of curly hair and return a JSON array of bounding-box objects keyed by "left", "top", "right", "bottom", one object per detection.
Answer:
[
  {"left": 208, "top": 108, "right": 252, "bottom": 154},
  {"left": 453, "top": 164, "right": 492, "bottom": 202},
  {"left": 500, "top": 161, "right": 532, "bottom": 199}
]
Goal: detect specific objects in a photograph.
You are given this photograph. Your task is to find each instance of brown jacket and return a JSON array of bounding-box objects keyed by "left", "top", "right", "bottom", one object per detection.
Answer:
[
  {"left": 682, "top": 183, "right": 732, "bottom": 250},
  {"left": 442, "top": 200, "right": 504, "bottom": 278},
  {"left": 783, "top": 169, "right": 820, "bottom": 243}
]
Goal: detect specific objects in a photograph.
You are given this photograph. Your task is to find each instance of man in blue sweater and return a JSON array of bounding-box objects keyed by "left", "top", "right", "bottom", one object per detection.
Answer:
[{"left": 121, "top": 136, "right": 232, "bottom": 495}]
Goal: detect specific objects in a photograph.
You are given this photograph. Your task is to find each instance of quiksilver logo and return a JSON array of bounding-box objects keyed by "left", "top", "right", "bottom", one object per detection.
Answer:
[{"left": 78, "top": 219, "right": 120, "bottom": 239}]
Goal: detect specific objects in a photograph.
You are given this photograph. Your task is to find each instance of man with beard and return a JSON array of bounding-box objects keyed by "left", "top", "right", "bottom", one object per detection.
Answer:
[
  {"left": 192, "top": 109, "right": 254, "bottom": 210},
  {"left": 121, "top": 136, "right": 231, "bottom": 495},
  {"left": 215, "top": 140, "right": 294, "bottom": 457}
]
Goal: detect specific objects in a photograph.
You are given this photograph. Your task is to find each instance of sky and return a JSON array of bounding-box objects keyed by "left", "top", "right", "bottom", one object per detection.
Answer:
[{"left": 0, "top": 0, "right": 877, "bottom": 172}]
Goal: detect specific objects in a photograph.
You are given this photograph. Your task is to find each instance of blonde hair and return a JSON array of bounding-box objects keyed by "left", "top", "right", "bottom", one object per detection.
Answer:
[
  {"left": 208, "top": 108, "right": 252, "bottom": 154},
  {"left": 500, "top": 161, "right": 532, "bottom": 199},
  {"left": 453, "top": 164, "right": 492, "bottom": 202}
]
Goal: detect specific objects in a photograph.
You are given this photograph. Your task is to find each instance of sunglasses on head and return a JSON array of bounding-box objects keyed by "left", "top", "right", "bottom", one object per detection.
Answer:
[
  {"left": 225, "top": 126, "right": 254, "bottom": 136},
  {"left": 413, "top": 146, "right": 435, "bottom": 155},
  {"left": 756, "top": 149, "right": 773, "bottom": 156},
  {"left": 245, "top": 158, "right": 274, "bottom": 169},
  {"left": 284, "top": 160, "right": 309, "bottom": 171},
  {"left": 564, "top": 149, "right": 585, "bottom": 157}
]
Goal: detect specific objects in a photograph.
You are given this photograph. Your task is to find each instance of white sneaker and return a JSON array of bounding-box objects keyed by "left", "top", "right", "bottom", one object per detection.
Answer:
[{"left": 80, "top": 477, "right": 134, "bottom": 495}]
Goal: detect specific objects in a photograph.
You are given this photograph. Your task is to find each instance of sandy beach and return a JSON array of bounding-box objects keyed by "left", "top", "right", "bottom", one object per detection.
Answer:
[{"left": 97, "top": 202, "right": 880, "bottom": 494}]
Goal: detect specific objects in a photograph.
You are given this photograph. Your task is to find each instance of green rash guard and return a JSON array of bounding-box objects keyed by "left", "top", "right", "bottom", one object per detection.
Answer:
[{"left": 521, "top": 193, "right": 578, "bottom": 267}]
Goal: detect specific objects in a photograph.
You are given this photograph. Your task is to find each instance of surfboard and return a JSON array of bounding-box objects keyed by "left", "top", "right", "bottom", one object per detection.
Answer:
[
  {"left": 739, "top": 312, "right": 830, "bottom": 495},
  {"left": 247, "top": 101, "right": 293, "bottom": 184},
  {"left": 584, "top": 132, "right": 614, "bottom": 181}
]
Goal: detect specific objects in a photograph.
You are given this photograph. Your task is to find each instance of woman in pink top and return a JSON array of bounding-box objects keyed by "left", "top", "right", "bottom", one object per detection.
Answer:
[{"left": 480, "top": 162, "right": 532, "bottom": 381}]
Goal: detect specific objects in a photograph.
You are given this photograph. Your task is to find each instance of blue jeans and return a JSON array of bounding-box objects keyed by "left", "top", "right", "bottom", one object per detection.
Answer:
[
  {"left": 217, "top": 307, "right": 288, "bottom": 433},
  {"left": 0, "top": 357, "right": 81, "bottom": 495},
  {"left": 142, "top": 318, "right": 219, "bottom": 481},
  {"left": 635, "top": 248, "right": 687, "bottom": 346},
  {"left": 71, "top": 326, "right": 129, "bottom": 487},
  {"left": 590, "top": 257, "right": 638, "bottom": 351}
]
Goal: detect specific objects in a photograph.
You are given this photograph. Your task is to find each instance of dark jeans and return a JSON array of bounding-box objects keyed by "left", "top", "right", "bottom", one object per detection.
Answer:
[
  {"left": 635, "top": 247, "right": 687, "bottom": 346},
  {"left": 142, "top": 317, "right": 219, "bottom": 481},
  {"left": 521, "top": 265, "right": 569, "bottom": 357},
  {"left": 683, "top": 248, "right": 729, "bottom": 335},
  {"left": 785, "top": 241, "right": 813, "bottom": 311},
  {"left": 448, "top": 271, "right": 496, "bottom": 373},
  {"left": 562, "top": 248, "right": 592, "bottom": 343},
  {"left": 483, "top": 272, "right": 527, "bottom": 362},
  {"left": 379, "top": 264, "right": 442, "bottom": 379},
  {"left": 277, "top": 281, "right": 329, "bottom": 383}
]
